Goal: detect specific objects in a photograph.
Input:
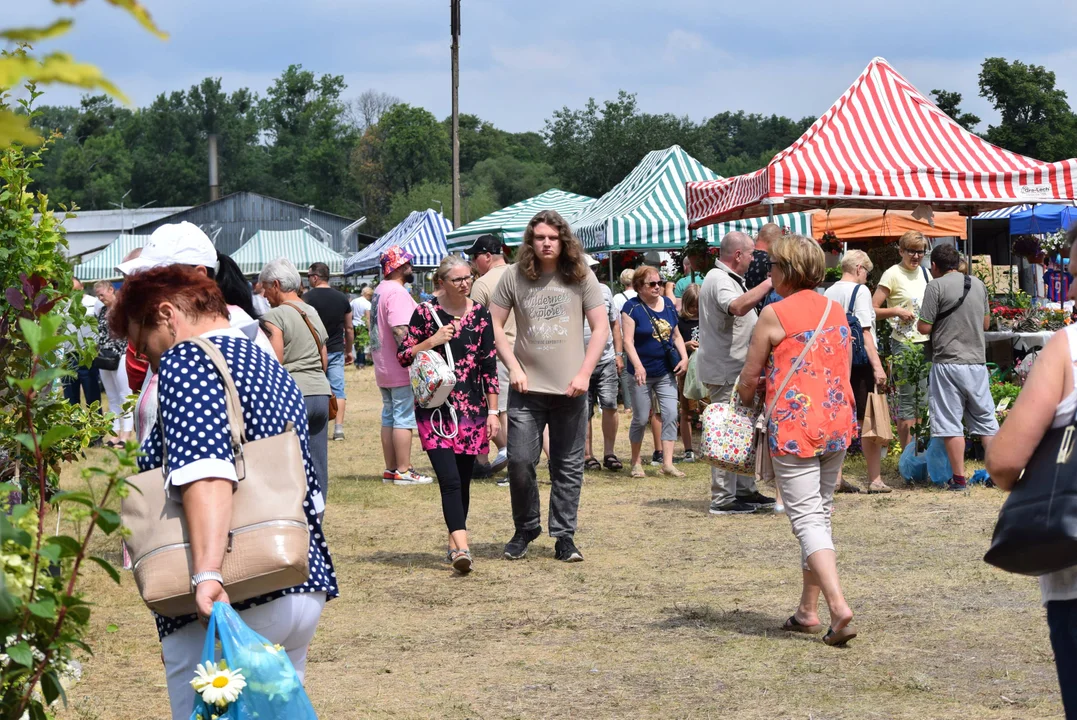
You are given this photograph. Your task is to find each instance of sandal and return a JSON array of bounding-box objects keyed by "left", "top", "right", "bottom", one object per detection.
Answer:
[
  {"left": 836, "top": 480, "right": 862, "bottom": 493},
  {"left": 782, "top": 615, "right": 823, "bottom": 634},
  {"left": 867, "top": 480, "right": 893, "bottom": 494},
  {"left": 630, "top": 464, "right": 646, "bottom": 478},
  {"left": 823, "top": 624, "right": 858, "bottom": 647},
  {"left": 603, "top": 454, "right": 623, "bottom": 471},
  {"left": 584, "top": 457, "right": 602, "bottom": 471},
  {"left": 659, "top": 467, "right": 686, "bottom": 478},
  {"left": 450, "top": 549, "right": 473, "bottom": 575}
]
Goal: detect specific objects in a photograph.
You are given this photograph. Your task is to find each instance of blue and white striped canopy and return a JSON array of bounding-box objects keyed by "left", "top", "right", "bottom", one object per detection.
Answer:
[
  {"left": 344, "top": 209, "right": 452, "bottom": 275},
  {"left": 973, "top": 204, "right": 1031, "bottom": 220}
]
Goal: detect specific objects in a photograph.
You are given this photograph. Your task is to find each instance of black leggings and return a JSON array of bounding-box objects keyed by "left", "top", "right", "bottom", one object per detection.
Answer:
[{"left": 427, "top": 449, "right": 477, "bottom": 533}]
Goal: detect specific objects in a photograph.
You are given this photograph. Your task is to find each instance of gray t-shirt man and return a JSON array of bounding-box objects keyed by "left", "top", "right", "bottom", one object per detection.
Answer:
[
  {"left": 919, "top": 272, "right": 990, "bottom": 365},
  {"left": 697, "top": 262, "right": 758, "bottom": 387},
  {"left": 583, "top": 283, "right": 617, "bottom": 366}
]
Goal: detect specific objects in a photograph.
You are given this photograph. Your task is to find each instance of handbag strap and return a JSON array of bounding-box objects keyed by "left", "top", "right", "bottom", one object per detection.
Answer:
[
  {"left": 425, "top": 303, "right": 455, "bottom": 369},
  {"left": 847, "top": 283, "right": 861, "bottom": 314},
  {"left": 638, "top": 298, "right": 674, "bottom": 352},
  {"left": 283, "top": 301, "right": 325, "bottom": 353},
  {"left": 185, "top": 336, "right": 247, "bottom": 451},
  {"left": 931, "top": 274, "right": 972, "bottom": 327},
  {"left": 763, "top": 300, "right": 832, "bottom": 422}
]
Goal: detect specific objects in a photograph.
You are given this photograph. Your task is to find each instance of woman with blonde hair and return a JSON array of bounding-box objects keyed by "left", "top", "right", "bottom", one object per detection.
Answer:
[
  {"left": 739, "top": 234, "right": 858, "bottom": 646},
  {"left": 398, "top": 255, "right": 500, "bottom": 574},
  {"left": 824, "top": 250, "right": 891, "bottom": 493},
  {"left": 873, "top": 229, "right": 931, "bottom": 449}
]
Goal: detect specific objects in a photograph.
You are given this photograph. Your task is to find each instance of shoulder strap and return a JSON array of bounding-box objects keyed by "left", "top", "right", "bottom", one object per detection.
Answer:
[
  {"left": 763, "top": 300, "right": 832, "bottom": 422},
  {"left": 848, "top": 283, "right": 861, "bottom": 314},
  {"left": 933, "top": 275, "right": 972, "bottom": 327},
  {"left": 184, "top": 336, "right": 246, "bottom": 450},
  {"left": 284, "top": 301, "right": 324, "bottom": 351},
  {"left": 424, "top": 303, "right": 454, "bottom": 369},
  {"left": 921, "top": 266, "right": 929, "bottom": 283}
]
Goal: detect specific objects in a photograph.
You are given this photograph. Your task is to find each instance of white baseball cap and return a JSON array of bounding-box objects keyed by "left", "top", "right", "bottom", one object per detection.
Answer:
[
  {"left": 115, "top": 222, "right": 218, "bottom": 276},
  {"left": 584, "top": 253, "right": 599, "bottom": 267}
]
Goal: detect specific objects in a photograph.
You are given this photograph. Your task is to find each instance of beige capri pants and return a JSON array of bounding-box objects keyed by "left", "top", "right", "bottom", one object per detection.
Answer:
[{"left": 772, "top": 450, "right": 846, "bottom": 569}]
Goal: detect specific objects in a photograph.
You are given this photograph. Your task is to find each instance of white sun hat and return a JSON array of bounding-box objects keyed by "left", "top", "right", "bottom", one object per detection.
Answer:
[{"left": 115, "top": 221, "right": 218, "bottom": 276}]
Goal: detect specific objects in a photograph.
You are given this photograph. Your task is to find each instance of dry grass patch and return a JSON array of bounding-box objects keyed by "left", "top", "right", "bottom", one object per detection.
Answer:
[{"left": 57, "top": 365, "right": 1061, "bottom": 719}]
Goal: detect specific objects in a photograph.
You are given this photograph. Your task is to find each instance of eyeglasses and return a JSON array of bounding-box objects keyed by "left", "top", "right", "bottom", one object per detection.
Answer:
[
  {"left": 768, "top": 261, "right": 781, "bottom": 268},
  {"left": 643, "top": 281, "right": 662, "bottom": 288},
  {"left": 447, "top": 276, "right": 472, "bottom": 286},
  {"left": 904, "top": 249, "right": 926, "bottom": 257}
]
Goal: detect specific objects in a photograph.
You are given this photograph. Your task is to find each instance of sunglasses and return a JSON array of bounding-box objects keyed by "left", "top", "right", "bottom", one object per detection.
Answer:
[{"left": 643, "top": 281, "right": 663, "bottom": 288}]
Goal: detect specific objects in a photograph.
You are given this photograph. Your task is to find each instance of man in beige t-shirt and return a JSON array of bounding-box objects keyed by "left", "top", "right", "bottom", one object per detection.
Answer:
[
  {"left": 489, "top": 211, "right": 609, "bottom": 563},
  {"left": 468, "top": 235, "right": 514, "bottom": 478}
]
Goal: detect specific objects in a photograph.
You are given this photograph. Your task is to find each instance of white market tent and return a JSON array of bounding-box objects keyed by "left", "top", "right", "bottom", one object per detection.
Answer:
[
  {"left": 74, "top": 235, "right": 152, "bottom": 282},
  {"left": 231, "top": 229, "right": 347, "bottom": 276},
  {"left": 344, "top": 209, "right": 452, "bottom": 275},
  {"left": 445, "top": 189, "right": 595, "bottom": 252}
]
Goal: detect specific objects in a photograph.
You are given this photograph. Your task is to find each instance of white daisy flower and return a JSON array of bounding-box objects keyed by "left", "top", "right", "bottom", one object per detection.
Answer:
[{"left": 191, "top": 662, "right": 246, "bottom": 708}]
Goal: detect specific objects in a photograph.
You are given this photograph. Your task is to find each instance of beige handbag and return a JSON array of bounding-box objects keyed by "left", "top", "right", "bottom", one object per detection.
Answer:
[{"left": 121, "top": 336, "right": 311, "bottom": 618}]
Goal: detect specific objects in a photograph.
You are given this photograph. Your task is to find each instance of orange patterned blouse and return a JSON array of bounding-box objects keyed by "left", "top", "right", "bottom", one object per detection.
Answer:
[{"left": 766, "top": 290, "right": 857, "bottom": 458}]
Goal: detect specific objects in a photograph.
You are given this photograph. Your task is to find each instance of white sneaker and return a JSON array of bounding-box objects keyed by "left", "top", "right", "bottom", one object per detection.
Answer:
[{"left": 392, "top": 469, "right": 434, "bottom": 486}]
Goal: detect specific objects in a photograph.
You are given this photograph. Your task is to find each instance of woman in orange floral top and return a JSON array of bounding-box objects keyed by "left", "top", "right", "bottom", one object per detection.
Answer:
[{"left": 739, "top": 233, "right": 858, "bottom": 647}]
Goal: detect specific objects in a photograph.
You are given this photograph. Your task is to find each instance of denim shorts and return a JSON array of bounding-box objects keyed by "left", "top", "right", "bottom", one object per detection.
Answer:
[
  {"left": 326, "top": 351, "right": 345, "bottom": 399},
  {"left": 380, "top": 385, "right": 417, "bottom": 429},
  {"left": 588, "top": 359, "right": 619, "bottom": 414}
]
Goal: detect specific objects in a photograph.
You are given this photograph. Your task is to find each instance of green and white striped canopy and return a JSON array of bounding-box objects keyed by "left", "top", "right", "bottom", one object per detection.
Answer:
[
  {"left": 445, "top": 189, "right": 595, "bottom": 252},
  {"left": 74, "top": 235, "right": 152, "bottom": 281},
  {"left": 232, "top": 229, "right": 346, "bottom": 276},
  {"left": 573, "top": 146, "right": 722, "bottom": 252}
]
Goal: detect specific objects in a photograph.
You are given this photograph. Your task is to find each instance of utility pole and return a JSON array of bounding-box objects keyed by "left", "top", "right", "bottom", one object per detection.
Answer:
[{"left": 450, "top": 0, "right": 461, "bottom": 229}]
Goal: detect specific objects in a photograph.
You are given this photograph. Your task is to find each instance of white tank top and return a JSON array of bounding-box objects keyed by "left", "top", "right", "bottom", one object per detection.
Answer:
[{"left": 1041, "top": 324, "right": 1077, "bottom": 603}]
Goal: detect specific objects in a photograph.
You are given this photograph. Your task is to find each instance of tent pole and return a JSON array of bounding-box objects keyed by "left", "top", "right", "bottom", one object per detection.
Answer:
[{"left": 608, "top": 249, "right": 615, "bottom": 291}]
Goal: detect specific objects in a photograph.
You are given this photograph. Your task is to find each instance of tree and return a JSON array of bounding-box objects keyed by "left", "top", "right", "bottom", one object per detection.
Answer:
[
  {"left": 378, "top": 103, "right": 450, "bottom": 194},
  {"left": 930, "top": 89, "right": 981, "bottom": 132},
  {"left": 696, "top": 111, "right": 812, "bottom": 173},
  {"left": 350, "top": 125, "right": 393, "bottom": 234},
  {"left": 978, "top": 57, "right": 1077, "bottom": 161},
  {"left": 469, "top": 155, "right": 560, "bottom": 207},
  {"left": 387, "top": 179, "right": 498, "bottom": 228},
  {"left": 346, "top": 89, "right": 400, "bottom": 132},
  {"left": 259, "top": 64, "right": 359, "bottom": 215}
]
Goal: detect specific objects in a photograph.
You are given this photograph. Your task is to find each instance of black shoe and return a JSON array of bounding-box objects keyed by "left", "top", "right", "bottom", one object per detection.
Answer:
[
  {"left": 503, "top": 527, "right": 542, "bottom": 560},
  {"left": 554, "top": 536, "right": 584, "bottom": 562},
  {"left": 650, "top": 450, "right": 662, "bottom": 466},
  {"left": 709, "top": 500, "right": 762, "bottom": 515},
  {"left": 472, "top": 461, "right": 491, "bottom": 479},
  {"left": 738, "top": 491, "right": 776, "bottom": 509}
]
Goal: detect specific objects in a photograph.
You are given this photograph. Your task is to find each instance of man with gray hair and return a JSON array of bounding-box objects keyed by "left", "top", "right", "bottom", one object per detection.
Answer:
[{"left": 697, "top": 231, "right": 776, "bottom": 515}]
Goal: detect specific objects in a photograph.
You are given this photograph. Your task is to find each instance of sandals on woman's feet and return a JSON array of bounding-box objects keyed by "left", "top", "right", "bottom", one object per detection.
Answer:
[
  {"left": 836, "top": 480, "right": 862, "bottom": 493},
  {"left": 782, "top": 614, "right": 823, "bottom": 634},
  {"left": 584, "top": 456, "right": 602, "bottom": 471},
  {"left": 450, "top": 549, "right": 473, "bottom": 575},
  {"left": 630, "top": 464, "right": 646, "bottom": 478},
  {"left": 823, "top": 624, "right": 857, "bottom": 646},
  {"left": 659, "top": 467, "right": 686, "bottom": 478},
  {"left": 867, "top": 480, "right": 893, "bottom": 494},
  {"left": 603, "top": 454, "right": 623, "bottom": 471}
]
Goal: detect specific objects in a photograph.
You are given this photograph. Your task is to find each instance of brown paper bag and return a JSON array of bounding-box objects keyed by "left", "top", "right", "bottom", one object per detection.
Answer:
[{"left": 861, "top": 386, "right": 894, "bottom": 445}]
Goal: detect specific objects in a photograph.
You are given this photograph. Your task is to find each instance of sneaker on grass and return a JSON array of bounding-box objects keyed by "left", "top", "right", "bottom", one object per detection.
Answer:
[
  {"left": 391, "top": 469, "right": 433, "bottom": 486},
  {"left": 681, "top": 450, "right": 696, "bottom": 463},
  {"left": 738, "top": 491, "right": 776, "bottom": 509},
  {"left": 709, "top": 500, "right": 761, "bottom": 515},
  {"left": 554, "top": 536, "right": 583, "bottom": 562},
  {"left": 503, "top": 527, "right": 542, "bottom": 560},
  {"left": 332, "top": 425, "right": 345, "bottom": 441},
  {"left": 496, "top": 476, "right": 510, "bottom": 487},
  {"left": 650, "top": 450, "right": 662, "bottom": 466}
]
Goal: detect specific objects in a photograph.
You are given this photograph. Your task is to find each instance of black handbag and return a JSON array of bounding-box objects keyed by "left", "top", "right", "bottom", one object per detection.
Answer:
[
  {"left": 92, "top": 354, "right": 120, "bottom": 372},
  {"left": 984, "top": 405, "right": 1077, "bottom": 575}
]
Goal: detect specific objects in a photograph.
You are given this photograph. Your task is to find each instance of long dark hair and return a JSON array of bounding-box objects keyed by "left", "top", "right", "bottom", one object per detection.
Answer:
[
  {"left": 214, "top": 251, "right": 258, "bottom": 318},
  {"left": 516, "top": 210, "right": 589, "bottom": 284}
]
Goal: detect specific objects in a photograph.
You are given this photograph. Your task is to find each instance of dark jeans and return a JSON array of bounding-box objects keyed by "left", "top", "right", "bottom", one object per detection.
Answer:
[
  {"left": 507, "top": 390, "right": 587, "bottom": 538},
  {"left": 63, "top": 363, "right": 101, "bottom": 408},
  {"left": 428, "top": 448, "right": 476, "bottom": 533},
  {"left": 304, "top": 395, "right": 330, "bottom": 504},
  {"left": 1047, "top": 600, "right": 1077, "bottom": 718}
]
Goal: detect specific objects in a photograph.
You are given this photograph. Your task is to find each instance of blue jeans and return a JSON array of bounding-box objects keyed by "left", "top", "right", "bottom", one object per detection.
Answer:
[
  {"left": 1047, "top": 600, "right": 1077, "bottom": 717},
  {"left": 63, "top": 362, "right": 101, "bottom": 408}
]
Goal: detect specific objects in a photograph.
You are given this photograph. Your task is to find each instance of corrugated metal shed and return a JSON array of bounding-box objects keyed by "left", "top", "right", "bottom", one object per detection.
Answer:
[{"left": 130, "top": 191, "right": 376, "bottom": 255}]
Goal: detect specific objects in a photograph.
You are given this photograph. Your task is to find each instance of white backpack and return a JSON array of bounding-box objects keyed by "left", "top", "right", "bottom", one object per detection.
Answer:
[{"left": 408, "top": 305, "right": 458, "bottom": 438}]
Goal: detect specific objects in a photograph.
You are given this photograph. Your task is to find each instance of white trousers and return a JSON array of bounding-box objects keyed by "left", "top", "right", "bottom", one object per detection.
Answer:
[
  {"left": 160, "top": 592, "right": 326, "bottom": 719},
  {"left": 99, "top": 362, "right": 133, "bottom": 433}
]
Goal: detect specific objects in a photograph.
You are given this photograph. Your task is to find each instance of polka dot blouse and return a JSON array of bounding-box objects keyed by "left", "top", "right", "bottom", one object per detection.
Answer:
[{"left": 137, "top": 329, "right": 339, "bottom": 640}]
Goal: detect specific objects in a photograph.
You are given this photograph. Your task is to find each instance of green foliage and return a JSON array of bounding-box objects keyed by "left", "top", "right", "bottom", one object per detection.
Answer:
[
  {"left": 990, "top": 382, "right": 1021, "bottom": 408},
  {"left": 379, "top": 103, "right": 450, "bottom": 194},
  {"left": 387, "top": 179, "right": 499, "bottom": 229},
  {"left": 469, "top": 155, "right": 560, "bottom": 207},
  {"left": 890, "top": 342, "right": 931, "bottom": 445},
  {"left": 979, "top": 57, "right": 1077, "bottom": 161},
  {"left": 929, "top": 89, "right": 981, "bottom": 132}
]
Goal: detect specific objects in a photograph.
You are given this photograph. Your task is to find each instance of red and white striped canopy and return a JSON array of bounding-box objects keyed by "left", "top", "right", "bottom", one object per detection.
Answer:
[{"left": 687, "top": 57, "right": 1077, "bottom": 228}]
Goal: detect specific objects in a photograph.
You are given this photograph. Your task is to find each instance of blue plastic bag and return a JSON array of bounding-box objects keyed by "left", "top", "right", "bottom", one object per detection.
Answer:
[
  {"left": 898, "top": 438, "right": 953, "bottom": 485},
  {"left": 189, "top": 602, "right": 318, "bottom": 719}
]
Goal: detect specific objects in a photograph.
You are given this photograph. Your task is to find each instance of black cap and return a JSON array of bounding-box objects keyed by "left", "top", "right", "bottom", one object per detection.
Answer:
[{"left": 466, "top": 234, "right": 502, "bottom": 257}]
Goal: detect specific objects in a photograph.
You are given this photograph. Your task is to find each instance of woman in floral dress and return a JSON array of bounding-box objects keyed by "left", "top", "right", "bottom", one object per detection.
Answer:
[
  {"left": 398, "top": 255, "right": 499, "bottom": 574},
  {"left": 739, "top": 234, "right": 858, "bottom": 647}
]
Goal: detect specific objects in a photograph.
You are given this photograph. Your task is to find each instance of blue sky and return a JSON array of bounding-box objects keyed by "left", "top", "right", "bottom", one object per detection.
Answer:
[{"left": 9, "top": 0, "right": 1077, "bottom": 134}]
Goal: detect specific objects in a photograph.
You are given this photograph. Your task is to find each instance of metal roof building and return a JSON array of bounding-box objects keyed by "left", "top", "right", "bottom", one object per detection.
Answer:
[
  {"left": 45, "top": 206, "right": 190, "bottom": 259},
  {"left": 131, "top": 191, "right": 375, "bottom": 256}
]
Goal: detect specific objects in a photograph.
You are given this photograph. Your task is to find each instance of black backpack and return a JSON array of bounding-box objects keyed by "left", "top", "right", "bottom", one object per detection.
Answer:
[{"left": 845, "top": 284, "right": 870, "bottom": 366}]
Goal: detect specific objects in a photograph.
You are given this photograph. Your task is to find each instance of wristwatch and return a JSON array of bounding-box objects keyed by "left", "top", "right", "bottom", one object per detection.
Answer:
[
  {"left": 488, "top": 409, "right": 500, "bottom": 416},
  {"left": 191, "top": 571, "right": 224, "bottom": 590}
]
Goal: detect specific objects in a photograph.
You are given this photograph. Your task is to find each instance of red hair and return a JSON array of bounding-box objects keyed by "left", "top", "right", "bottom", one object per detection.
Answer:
[{"left": 109, "top": 265, "right": 229, "bottom": 339}]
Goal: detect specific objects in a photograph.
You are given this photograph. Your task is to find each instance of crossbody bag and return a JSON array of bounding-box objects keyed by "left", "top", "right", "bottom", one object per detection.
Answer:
[
  {"left": 284, "top": 301, "right": 338, "bottom": 418},
  {"left": 636, "top": 299, "right": 681, "bottom": 375}
]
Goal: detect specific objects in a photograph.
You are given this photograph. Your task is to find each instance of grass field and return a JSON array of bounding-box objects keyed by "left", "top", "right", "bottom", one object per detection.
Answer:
[{"left": 56, "top": 365, "right": 1063, "bottom": 719}]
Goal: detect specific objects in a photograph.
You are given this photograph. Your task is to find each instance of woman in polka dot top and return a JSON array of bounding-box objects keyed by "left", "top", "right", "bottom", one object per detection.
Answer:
[{"left": 109, "top": 265, "right": 338, "bottom": 719}]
